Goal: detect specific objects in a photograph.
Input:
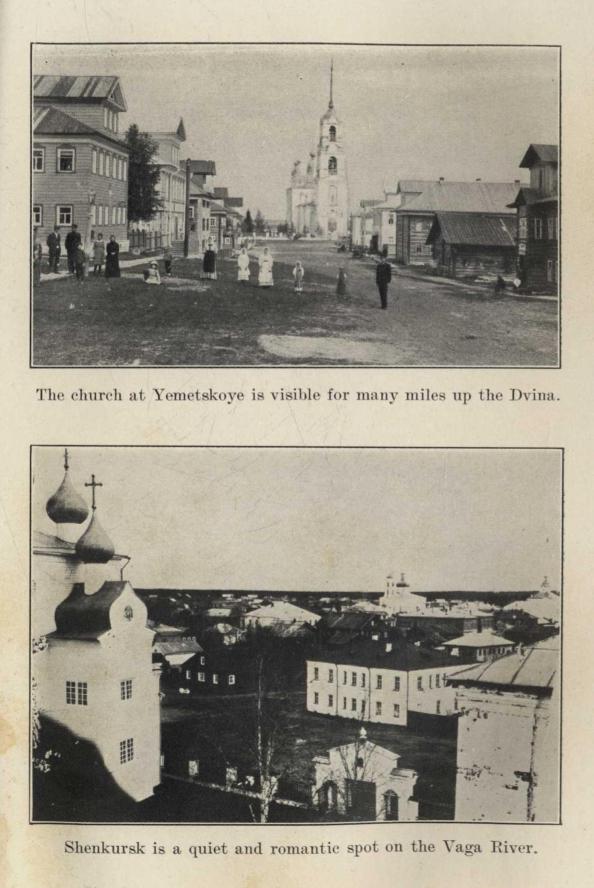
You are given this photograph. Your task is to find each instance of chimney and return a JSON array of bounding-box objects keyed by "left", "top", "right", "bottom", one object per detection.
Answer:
[{"left": 438, "top": 177, "right": 445, "bottom": 183}]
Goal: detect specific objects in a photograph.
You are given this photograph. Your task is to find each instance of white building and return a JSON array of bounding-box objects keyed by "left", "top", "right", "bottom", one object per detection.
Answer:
[
  {"left": 312, "top": 728, "right": 419, "bottom": 821},
  {"left": 449, "top": 640, "right": 560, "bottom": 823},
  {"left": 306, "top": 638, "right": 473, "bottom": 727},
  {"left": 286, "top": 64, "right": 349, "bottom": 239},
  {"left": 244, "top": 599, "right": 321, "bottom": 631},
  {"left": 33, "top": 449, "right": 161, "bottom": 804},
  {"left": 443, "top": 630, "right": 516, "bottom": 662}
]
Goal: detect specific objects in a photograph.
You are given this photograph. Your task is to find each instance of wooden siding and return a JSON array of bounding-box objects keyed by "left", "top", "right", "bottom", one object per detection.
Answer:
[
  {"left": 517, "top": 203, "right": 558, "bottom": 292},
  {"left": 396, "top": 214, "right": 435, "bottom": 265}
]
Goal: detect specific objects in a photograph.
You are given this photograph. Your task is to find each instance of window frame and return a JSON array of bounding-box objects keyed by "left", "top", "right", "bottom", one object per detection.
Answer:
[
  {"left": 33, "top": 147, "right": 45, "bottom": 172},
  {"left": 120, "top": 679, "right": 133, "bottom": 700},
  {"left": 56, "top": 205, "right": 73, "bottom": 226},
  {"left": 33, "top": 204, "right": 43, "bottom": 226},
  {"left": 119, "top": 737, "right": 134, "bottom": 764},
  {"left": 57, "top": 148, "right": 76, "bottom": 174},
  {"left": 533, "top": 217, "right": 543, "bottom": 240},
  {"left": 228, "top": 674, "right": 236, "bottom": 686}
]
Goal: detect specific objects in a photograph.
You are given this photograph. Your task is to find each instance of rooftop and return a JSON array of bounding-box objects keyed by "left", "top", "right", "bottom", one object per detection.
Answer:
[
  {"left": 34, "top": 106, "right": 127, "bottom": 149},
  {"left": 519, "top": 144, "right": 558, "bottom": 167},
  {"left": 427, "top": 212, "right": 516, "bottom": 248},
  {"left": 311, "top": 638, "right": 473, "bottom": 671},
  {"left": 34, "top": 75, "right": 127, "bottom": 111},
  {"left": 396, "top": 181, "right": 520, "bottom": 215},
  {"left": 447, "top": 643, "right": 558, "bottom": 692},
  {"left": 443, "top": 631, "right": 514, "bottom": 648}
]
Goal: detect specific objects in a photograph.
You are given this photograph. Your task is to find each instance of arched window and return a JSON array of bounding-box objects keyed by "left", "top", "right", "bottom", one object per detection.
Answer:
[
  {"left": 319, "top": 780, "right": 338, "bottom": 812},
  {"left": 329, "top": 125, "right": 337, "bottom": 142},
  {"left": 328, "top": 156, "right": 337, "bottom": 175}
]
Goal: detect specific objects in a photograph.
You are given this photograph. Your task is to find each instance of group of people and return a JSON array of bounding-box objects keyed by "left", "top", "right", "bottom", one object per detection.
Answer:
[
  {"left": 38, "top": 224, "right": 121, "bottom": 283},
  {"left": 236, "top": 247, "right": 349, "bottom": 297}
]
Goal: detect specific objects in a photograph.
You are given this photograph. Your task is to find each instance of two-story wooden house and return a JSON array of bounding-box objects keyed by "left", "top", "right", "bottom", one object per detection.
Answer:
[
  {"left": 33, "top": 75, "right": 130, "bottom": 251},
  {"left": 507, "top": 144, "right": 559, "bottom": 293}
]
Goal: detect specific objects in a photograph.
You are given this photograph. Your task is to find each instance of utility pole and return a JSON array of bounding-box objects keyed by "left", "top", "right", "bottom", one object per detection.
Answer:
[{"left": 184, "top": 158, "right": 191, "bottom": 258}]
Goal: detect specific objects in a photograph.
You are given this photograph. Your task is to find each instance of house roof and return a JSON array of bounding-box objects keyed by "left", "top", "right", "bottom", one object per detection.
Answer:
[
  {"left": 325, "top": 612, "right": 378, "bottom": 631},
  {"left": 311, "top": 639, "right": 472, "bottom": 671},
  {"left": 34, "top": 75, "right": 127, "bottom": 111},
  {"left": 426, "top": 212, "right": 516, "bottom": 248},
  {"left": 246, "top": 600, "right": 320, "bottom": 622},
  {"left": 397, "top": 180, "right": 434, "bottom": 194},
  {"left": 443, "top": 631, "right": 514, "bottom": 648},
  {"left": 154, "top": 638, "right": 202, "bottom": 656},
  {"left": 213, "top": 187, "right": 229, "bottom": 199},
  {"left": 186, "top": 159, "right": 216, "bottom": 175},
  {"left": 519, "top": 144, "right": 558, "bottom": 168},
  {"left": 396, "top": 181, "right": 519, "bottom": 215},
  {"left": 507, "top": 186, "right": 540, "bottom": 209},
  {"left": 51, "top": 581, "right": 128, "bottom": 640},
  {"left": 447, "top": 644, "right": 558, "bottom": 692},
  {"left": 34, "top": 106, "right": 128, "bottom": 150}
]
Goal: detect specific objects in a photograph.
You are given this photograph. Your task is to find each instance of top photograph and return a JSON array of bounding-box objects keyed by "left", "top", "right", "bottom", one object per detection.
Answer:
[{"left": 31, "top": 43, "right": 560, "bottom": 368}]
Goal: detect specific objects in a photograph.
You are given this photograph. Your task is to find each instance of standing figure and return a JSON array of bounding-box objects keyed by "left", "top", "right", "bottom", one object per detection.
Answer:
[
  {"left": 33, "top": 229, "right": 43, "bottom": 285},
  {"left": 65, "top": 224, "right": 81, "bottom": 274},
  {"left": 74, "top": 244, "right": 86, "bottom": 282},
  {"left": 237, "top": 247, "right": 250, "bottom": 283},
  {"left": 375, "top": 255, "right": 392, "bottom": 309},
  {"left": 163, "top": 247, "right": 173, "bottom": 276},
  {"left": 92, "top": 233, "right": 105, "bottom": 275},
  {"left": 105, "top": 235, "right": 121, "bottom": 278},
  {"left": 258, "top": 247, "right": 274, "bottom": 288},
  {"left": 336, "top": 267, "right": 347, "bottom": 296},
  {"left": 203, "top": 240, "right": 217, "bottom": 280},
  {"left": 46, "top": 226, "right": 61, "bottom": 273},
  {"left": 292, "top": 260, "right": 304, "bottom": 293},
  {"left": 144, "top": 261, "right": 161, "bottom": 285}
]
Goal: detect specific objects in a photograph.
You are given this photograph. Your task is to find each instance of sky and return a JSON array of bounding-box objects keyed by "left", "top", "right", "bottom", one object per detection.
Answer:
[
  {"left": 33, "top": 44, "right": 559, "bottom": 218},
  {"left": 33, "top": 447, "right": 562, "bottom": 593}
]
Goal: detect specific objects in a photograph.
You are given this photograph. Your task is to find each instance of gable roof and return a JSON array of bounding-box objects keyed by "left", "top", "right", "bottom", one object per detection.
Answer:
[
  {"left": 246, "top": 600, "right": 320, "bottom": 622},
  {"left": 443, "top": 631, "right": 514, "bottom": 648},
  {"left": 397, "top": 181, "right": 519, "bottom": 215},
  {"left": 427, "top": 212, "right": 516, "bottom": 248},
  {"left": 519, "top": 144, "right": 558, "bottom": 168},
  {"left": 34, "top": 75, "right": 127, "bottom": 111},
  {"left": 34, "top": 105, "right": 128, "bottom": 150},
  {"left": 311, "top": 638, "right": 473, "bottom": 671}
]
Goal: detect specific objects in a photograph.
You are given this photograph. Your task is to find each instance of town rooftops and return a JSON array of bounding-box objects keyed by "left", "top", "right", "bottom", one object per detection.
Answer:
[
  {"left": 34, "top": 75, "right": 127, "bottom": 111},
  {"left": 443, "top": 631, "right": 514, "bottom": 648},
  {"left": 519, "top": 144, "right": 558, "bottom": 167},
  {"left": 447, "top": 643, "right": 558, "bottom": 692},
  {"left": 246, "top": 600, "right": 320, "bottom": 623},
  {"left": 34, "top": 106, "right": 128, "bottom": 149},
  {"left": 426, "top": 212, "right": 516, "bottom": 248},
  {"left": 311, "top": 639, "right": 473, "bottom": 671},
  {"left": 396, "top": 181, "right": 520, "bottom": 215}
]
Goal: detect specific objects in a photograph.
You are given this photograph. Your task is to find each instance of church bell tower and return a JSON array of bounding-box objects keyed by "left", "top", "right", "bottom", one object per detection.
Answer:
[{"left": 315, "top": 61, "right": 349, "bottom": 239}]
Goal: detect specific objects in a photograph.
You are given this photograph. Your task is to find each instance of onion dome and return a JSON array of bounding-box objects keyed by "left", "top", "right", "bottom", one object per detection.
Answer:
[
  {"left": 46, "top": 449, "right": 89, "bottom": 524},
  {"left": 75, "top": 512, "right": 115, "bottom": 564},
  {"left": 74, "top": 473, "right": 115, "bottom": 564}
]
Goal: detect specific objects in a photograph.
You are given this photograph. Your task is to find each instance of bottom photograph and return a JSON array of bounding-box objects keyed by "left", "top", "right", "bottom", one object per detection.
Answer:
[{"left": 31, "top": 446, "right": 561, "bottom": 824}]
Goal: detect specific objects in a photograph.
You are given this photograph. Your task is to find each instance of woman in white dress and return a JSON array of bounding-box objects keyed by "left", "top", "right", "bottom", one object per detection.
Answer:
[
  {"left": 258, "top": 246, "right": 274, "bottom": 288},
  {"left": 237, "top": 247, "right": 250, "bottom": 283}
]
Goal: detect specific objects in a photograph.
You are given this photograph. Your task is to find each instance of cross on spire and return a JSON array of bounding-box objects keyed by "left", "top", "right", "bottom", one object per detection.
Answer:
[
  {"left": 63, "top": 447, "right": 69, "bottom": 471},
  {"left": 329, "top": 59, "right": 334, "bottom": 109},
  {"left": 84, "top": 473, "right": 103, "bottom": 511}
]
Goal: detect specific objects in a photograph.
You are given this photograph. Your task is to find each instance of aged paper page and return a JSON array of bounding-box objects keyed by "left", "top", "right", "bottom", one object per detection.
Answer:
[{"left": 1, "top": 2, "right": 593, "bottom": 887}]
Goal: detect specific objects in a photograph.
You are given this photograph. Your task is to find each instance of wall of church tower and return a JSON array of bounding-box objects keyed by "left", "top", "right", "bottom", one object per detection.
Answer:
[{"left": 315, "top": 117, "right": 348, "bottom": 238}]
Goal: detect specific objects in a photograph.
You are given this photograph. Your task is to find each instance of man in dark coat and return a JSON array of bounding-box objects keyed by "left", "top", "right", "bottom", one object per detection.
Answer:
[
  {"left": 46, "top": 226, "right": 61, "bottom": 273},
  {"left": 65, "top": 224, "right": 81, "bottom": 274},
  {"left": 375, "top": 255, "right": 392, "bottom": 309}
]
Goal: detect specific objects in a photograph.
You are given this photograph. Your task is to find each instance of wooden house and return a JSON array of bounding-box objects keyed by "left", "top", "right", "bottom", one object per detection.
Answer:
[
  {"left": 508, "top": 144, "right": 558, "bottom": 293},
  {"left": 33, "top": 75, "right": 130, "bottom": 250},
  {"left": 426, "top": 212, "right": 516, "bottom": 280}
]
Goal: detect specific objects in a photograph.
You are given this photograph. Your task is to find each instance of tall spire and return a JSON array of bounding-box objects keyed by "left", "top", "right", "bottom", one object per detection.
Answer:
[{"left": 329, "top": 59, "right": 334, "bottom": 109}]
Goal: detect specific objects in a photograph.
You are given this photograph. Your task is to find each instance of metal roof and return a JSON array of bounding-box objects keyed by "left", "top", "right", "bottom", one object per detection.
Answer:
[
  {"left": 448, "top": 644, "right": 558, "bottom": 691},
  {"left": 397, "top": 181, "right": 519, "bottom": 215},
  {"left": 34, "top": 75, "right": 127, "bottom": 111},
  {"left": 443, "top": 631, "right": 514, "bottom": 648},
  {"left": 519, "top": 144, "right": 558, "bottom": 167},
  {"left": 427, "top": 212, "right": 516, "bottom": 248},
  {"left": 312, "top": 639, "right": 473, "bottom": 671}
]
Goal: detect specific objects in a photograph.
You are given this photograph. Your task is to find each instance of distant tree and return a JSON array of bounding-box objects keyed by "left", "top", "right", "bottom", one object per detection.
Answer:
[
  {"left": 254, "top": 210, "right": 266, "bottom": 235},
  {"left": 124, "top": 124, "right": 162, "bottom": 222},
  {"left": 243, "top": 209, "right": 254, "bottom": 235}
]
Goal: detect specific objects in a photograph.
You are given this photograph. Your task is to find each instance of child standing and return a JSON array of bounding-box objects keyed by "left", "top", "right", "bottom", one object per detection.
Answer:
[
  {"left": 292, "top": 260, "right": 304, "bottom": 293},
  {"left": 92, "top": 233, "right": 105, "bottom": 275},
  {"left": 75, "top": 245, "right": 86, "bottom": 282},
  {"left": 336, "top": 267, "right": 347, "bottom": 296},
  {"left": 163, "top": 247, "right": 173, "bottom": 276}
]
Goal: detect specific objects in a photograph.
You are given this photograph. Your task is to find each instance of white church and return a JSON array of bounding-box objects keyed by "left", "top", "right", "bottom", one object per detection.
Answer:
[
  {"left": 286, "top": 63, "right": 349, "bottom": 239},
  {"left": 32, "top": 450, "right": 161, "bottom": 805}
]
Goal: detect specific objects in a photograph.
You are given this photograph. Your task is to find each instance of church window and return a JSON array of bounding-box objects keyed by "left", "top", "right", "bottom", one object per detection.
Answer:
[
  {"left": 329, "top": 125, "right": 336, "bottom": 142},
  {"left": 119, "top": 738, "right": 134, "bottom": 764},
  {"left": 66, "top": 681, "right": 87, "bottom": 705},
  {"left": 328, "top": 156, "right": 337, "bottom": 175},
  {"left": 120, "top": 679, "right": 133, "bottom": 700}
]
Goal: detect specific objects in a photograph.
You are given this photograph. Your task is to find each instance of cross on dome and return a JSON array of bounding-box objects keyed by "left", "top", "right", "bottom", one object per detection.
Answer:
[{"left": 85, "top": 473, "right": 103, "bottom": 511}]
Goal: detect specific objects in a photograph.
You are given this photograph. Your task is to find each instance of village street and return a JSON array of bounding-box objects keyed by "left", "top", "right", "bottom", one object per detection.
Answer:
[{"left": 33, "top": 240, "right": 558, "bottom": 367}]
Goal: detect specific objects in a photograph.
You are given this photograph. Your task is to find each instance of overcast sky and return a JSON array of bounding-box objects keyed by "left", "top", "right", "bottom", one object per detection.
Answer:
[
  {"left": 34, "top": 447, "right": 561, "bottom": 593},
  {"left": 34, "top": 44, "right": 559, "bottom": 218}
]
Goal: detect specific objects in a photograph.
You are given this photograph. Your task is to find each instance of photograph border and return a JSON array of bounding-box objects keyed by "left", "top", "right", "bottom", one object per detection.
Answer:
[
  {"left": 29, "top": 42, "right": 562, "bottom": 370},
  {"left": 29, "top": 444, "right": 564, "bottom": 826}
]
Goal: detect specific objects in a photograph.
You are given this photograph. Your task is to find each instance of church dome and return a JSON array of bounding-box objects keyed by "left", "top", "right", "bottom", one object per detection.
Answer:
[
  {"left": 46, "top": 468, "right": 89, "bottom": 525},
  {"left": 75, "top": 513, "right": 115, "bottom": 564}
]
